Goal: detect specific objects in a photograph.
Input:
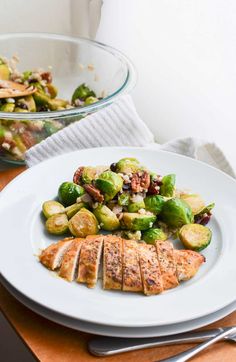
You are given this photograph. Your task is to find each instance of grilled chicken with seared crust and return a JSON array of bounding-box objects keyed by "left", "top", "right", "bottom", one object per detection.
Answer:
[
  {"left": 39, "top": 238, "right": 74, "bottom": 270},
  {"left": 122, "top": 239, "right": 143, "bottom": 292},
  {"left": 175, "top": 249, "right": 205, "bottom": 281},
  {"left": 103, "top": 235, "right": 123, "bottom": 290},
  {"left": 59, "top": 238, "right": 83, "bottom": 281},
  {"left": 138, "top": 243, "right": 163, "bottom": 295},
  {"left": 77, "top": 235, "right": 103, "bottom": 288},
  {"left": 155, "top": 240, "right": 179, "bottom": 290}
]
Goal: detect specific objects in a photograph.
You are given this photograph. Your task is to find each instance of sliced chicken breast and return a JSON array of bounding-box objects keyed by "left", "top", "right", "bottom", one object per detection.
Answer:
[
  {"left": 155, "top": 240, "right": 179, "bottom": 290},
  {"left": 122, "top": 239, "right": 143, "bottom": 292},
  {"left": 77, "top": 235, "right": 104, "bottom": 288},
  {"left": 103, "top": 235, "right": 123, "bottom": 290},
  {"left": 174, "top": 250, "right": 205, "bottom": 281},
  {"left": 59, "top": 238, "right": 83, "bottom": 281},
  {"left": 39, "top": 238, "right": 74, "bottom": 270},
  {"left": 138, "top": 243, "right": 163, "bottom": 295}
]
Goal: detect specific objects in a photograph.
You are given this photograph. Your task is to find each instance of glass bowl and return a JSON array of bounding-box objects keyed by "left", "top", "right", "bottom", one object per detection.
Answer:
[{"left": 0, "top": 33, "right": 136, "bottom": 164}]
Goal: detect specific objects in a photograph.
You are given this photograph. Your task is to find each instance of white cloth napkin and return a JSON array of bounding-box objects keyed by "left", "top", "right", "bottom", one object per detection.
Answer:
[{"left": 25, "top": 95, "right": 235, "bottom": 178}]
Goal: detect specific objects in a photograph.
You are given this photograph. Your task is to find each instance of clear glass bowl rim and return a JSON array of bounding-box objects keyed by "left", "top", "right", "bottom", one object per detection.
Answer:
[{"left": 0, "top": 32, "right": 137, "bottom": 120}]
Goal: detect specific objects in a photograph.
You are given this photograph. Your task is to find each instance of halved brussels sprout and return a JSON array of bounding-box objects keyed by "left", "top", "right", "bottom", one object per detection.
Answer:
[
  {"left": 16, "top": 95, "right": 36, "bottom": 112},
  {"left": 58, "top": 182, "right": 85, "bottom": 206},
  {"left": 33, "top": 91, "right": 50, "bottom": 107},
  {"left": 118, "top": 193, "right": 130, "bottom": 206},
  {"left": 179, "top": 223, "right": 212, "bottom": 251},
  {"left": 65, "top": 202, "right": 87, "bottom": 219},
  {"left": 180, "top": 194, "right": 205, "bottom": 215},
  {"left": 160, "top": 174, "right": 176, "bottom": 197},
  {"left": 160, "top": 198, "right": 194, "bottom": 228},
  {"left": 68, "top": 208, "right": 98, "bottom": 237},
  {"left": 93, "top": 205, "right": 120, "bottom": 231},
  {"left": 95, "top": 171, "right": 123, "bottom": 201},
  {"left": 142, "top": 228, "right": 167, "bottom": 244},
  {"left": 71, "top": 83, "right": 96, "bottom": 103},
  {"left": 128, "top": 200, "right": 145, "bottom": 213},
  {"left": 144, "top": 195, "right": 165, "bottom": 215},
  {"left": 115, "top": 157, "right": 141, "bottom": 174},
  {"left": 45, "top": 213, "right": 68, "bottom": 235},
  {"left": 48, "top": 98, "right": 68, "bottom": 110},
  {"left": 42, "top": 200, "right": 65, "bottom": 218},
  {"left": 46, "top": 83, "right": 58, "bottom": 98},
  {"left": 121, "top": 212, "right": 156, "bottom": 231},
  {"left": 121, "top": 230, "right": 142, "bottom": 241}
]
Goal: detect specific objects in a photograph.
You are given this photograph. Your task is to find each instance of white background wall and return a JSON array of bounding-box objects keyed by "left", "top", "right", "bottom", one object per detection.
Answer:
[{"left": 0, "top": 0, "right": 235, "bottom": 169}]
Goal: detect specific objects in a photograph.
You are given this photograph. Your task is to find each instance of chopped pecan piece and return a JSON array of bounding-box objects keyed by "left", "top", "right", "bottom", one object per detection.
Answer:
[
  {"left": 147, "top": 179, "right": 162, "bottom": 195},
  {"left": 41, "top": 71, "right": 52, "bottom": 83},
  {"left": 131, "top": 171, "right": 150, "bottom": 193},
  {"left": 73, "top": 166, "right": 84, "bottom": 184},
  {"left": 84, "top": 184, "right": 104, "bottom": 203}
]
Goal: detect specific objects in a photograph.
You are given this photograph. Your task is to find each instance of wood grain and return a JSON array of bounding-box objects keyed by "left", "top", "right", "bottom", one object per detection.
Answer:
[{"left": 0, "top": 168, "right": 236, "bottom": 361}]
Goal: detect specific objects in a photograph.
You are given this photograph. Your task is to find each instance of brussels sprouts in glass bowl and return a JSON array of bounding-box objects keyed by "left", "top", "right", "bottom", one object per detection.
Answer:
[{"left": 0, "top": 33, "right": 136, "bottom": 164}]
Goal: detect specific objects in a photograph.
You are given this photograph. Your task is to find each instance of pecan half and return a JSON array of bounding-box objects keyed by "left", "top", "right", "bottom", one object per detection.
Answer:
[
  {"left": 84, "top": 184, "right": 104, "bottom": 203},
  {"left": 131, "top": 171, "right": 150, "bottom": 193},
  {"left": 41, "top": 71, "right": 52, "bottom": 83},
  {"left": 147, "top": 179, "right": 162, "bottom": 195},
  {"left": 73, "top": 166, "right": 84, "bottom": 184}
]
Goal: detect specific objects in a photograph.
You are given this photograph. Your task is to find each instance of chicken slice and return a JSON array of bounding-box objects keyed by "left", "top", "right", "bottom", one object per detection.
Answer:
[
  {"left": 39, "top": 238, "right": 74, "bottom": 270},
  {"left": 77, "top": 235, "right": 104, "bottom": 288},
  {"left": 103, "top": 235, "right": 123, "bottom": 290},
  {"left": 138, "top": 243, "right": 163, "bottom": 295},
  {"left": 122, "top": 239, "right": 143, "bottom": 292},
  {"left": 59, "top": 238, "right": 83, "bottom": 281},
  {"left": 155, "top": 240, "right": 179, "bottom": 290},
  {"left": 174, "top": 250, "right": 205, "bottom": 281}
]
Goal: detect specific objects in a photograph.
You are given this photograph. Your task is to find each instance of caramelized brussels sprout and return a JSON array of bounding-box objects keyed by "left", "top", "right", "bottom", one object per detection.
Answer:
[
  {"left": 118, "top": 193, "right": 130, "bottom": 206},
  {"left": 95, "top": 171, "right": 123, "bottom": 201},
  {"left": 65, "top": 202, "right": 87, "bottom": 219},
  {"left": 68, "top": 208, "right": 98, "bottom": 237},
  {"left": 45, "top": 213, "right": 68, "bottom": 235},
  {"left": 71, "top": 83, "right": 95, "bottom": 103},
  {"left": 84, "top": 96, "right": 98, "bottom": 105},
  {"left": 121, "top": 212, "right": 156, "bottom": 231},
  {"left": 144, "top": 195, "right": 165, "bottom": 215},
  {"left": 180, "top": 194, "right": 205, "bottom": 215},
  {"left": 160, "top": 198, "right": 194, "bottom": 228},
  {"left": 0, "top": 103, "right": 15, "bottom": 112},
  {"left": 16, "top": 95, "right": 36, "bottom": 112},
  {"left": 121, "top": 230, "right": 142, "bottom": 241},
  {"left": 42, "top": 200, "right": 65, "bottom": 218},
  {"left": 115, "top": 157, "right": 141, "bottom": 174},
  {"left": 46, "top": 83, "right": 58, "bottom": 98},
  {"left": 142, "top": 228, "right": 167, "bottom": 244},
  {"left": 160, "top": 174, "right": 176, "bottom": 197},
  {"left": 94, "top": 205, "right": 120, "bottom": 231},
  {"left": 179, "top": 223, "right": 212, "bottom": 251},
  {"left": 128, "top": 200, "right": 145, "bottom": 212},
  {"left": 58, "top": 182, "right": 85, "bottom": 206}
]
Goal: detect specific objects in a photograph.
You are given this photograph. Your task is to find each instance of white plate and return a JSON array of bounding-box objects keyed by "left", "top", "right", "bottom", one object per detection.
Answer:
[
  {"left": 1, "top": 275, "right": 235, "bottom": 338},
  {"left": 1, "top": 147, "right": 236, "bottom": 328}
]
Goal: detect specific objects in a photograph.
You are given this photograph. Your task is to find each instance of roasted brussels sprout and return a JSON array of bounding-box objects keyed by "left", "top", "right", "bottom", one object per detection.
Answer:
[
  {"left": 118, "top": 193, "right": 130, "bottom": 206},
  {"left": 180, "top": 194, "right": 205, "bottom": 215},
  {"left": 95, "top": 171, "right": 123, "bottom": 201},
  {"left": 160, "top": 174, "right": 176, "bottom": 197},
  {"left": 46, "top": 83, "right": 58, "bottom": 98},
  {"left": 45, "top": 213, "right": 69, "bottom": 235},
  {"left": 195, "top": 203, "right": 215, "bottom": 217},
  {"left": 42, "top": 200, "right": 65, "bottom": 219},
  {"left": 144, "top": 195, "right": 165, "bottom": 214},
  {"left": 160, "top": 198, "right": 194, "bottom": 228},
  {"left": 121, "top": 230, "right": 142, "bottom": 241},
  {"left": 71, "top": 83, "right": 95, "bottom": 103},
  {"left": 58, "top": 182, "right": 85, "bottom": 206},
  {"left": 94, "top": 205, "right": 120, "bottom": 231},
  {"left": 115, "top": 157, "right": 141, "bottom": 174},
  {"left": 65, "top": 202, "right": 87, "bottom": 219},
  {"left": 16, "top": 95, "right": 36, "bottom": 112},
  {"left": 128, "top": 200, "right": 145, "bottom": 212},
  {"left": 0, "top": 103, "right": 15, "bottom": 112},
  {"left": 179, "top": 223, "right": 212, "bottom": 251},
  {"left": 142, "top": 228, "right": 167, "bottom": 244},
  {"left": 121, "top": 212, "right": 156, "bottom": 231},
  {"left": 68, "top": 208, "right": 98, "bottom": 237}
]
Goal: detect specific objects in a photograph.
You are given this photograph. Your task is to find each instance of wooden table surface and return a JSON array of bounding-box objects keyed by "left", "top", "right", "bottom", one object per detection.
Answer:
[{"left": 0, "top": 167, "right": 236, "bottom": 362}]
